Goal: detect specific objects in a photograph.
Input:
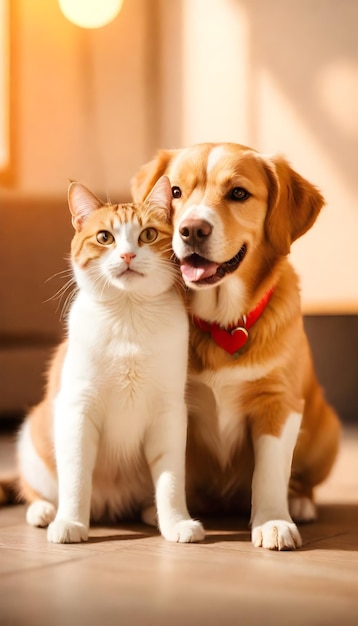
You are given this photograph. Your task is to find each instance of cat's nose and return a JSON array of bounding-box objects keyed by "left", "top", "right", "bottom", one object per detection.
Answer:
[{"left": 121, "top": 252, "right": 136, "bottom": 265}]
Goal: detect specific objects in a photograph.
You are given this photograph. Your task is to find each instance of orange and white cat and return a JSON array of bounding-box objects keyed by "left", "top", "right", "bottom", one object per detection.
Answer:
[{"left": 8, "top": 176, "right": 204, "bottom": 544}]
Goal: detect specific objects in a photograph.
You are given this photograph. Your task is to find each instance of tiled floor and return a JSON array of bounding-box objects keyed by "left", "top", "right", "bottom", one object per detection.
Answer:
[{"left": 0, "top": 427, "right": 357, "bottom": 626}]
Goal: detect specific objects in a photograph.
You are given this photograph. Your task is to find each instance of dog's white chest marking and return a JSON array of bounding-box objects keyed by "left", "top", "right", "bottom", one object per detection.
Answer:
[
  {"left": 213, "top": 380, "right": 245, "bottom": 464},
  {"left": 193, "top": 361, "right": 279, "bottom": 465}
]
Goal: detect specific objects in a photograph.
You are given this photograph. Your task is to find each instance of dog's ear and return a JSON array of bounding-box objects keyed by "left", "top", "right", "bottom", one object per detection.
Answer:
[
  {"left": 131, "top": 149, "right": 178, "bottom": 202},
  {"left": 261, "top": 156, "right": 325, "bottom": 256}
]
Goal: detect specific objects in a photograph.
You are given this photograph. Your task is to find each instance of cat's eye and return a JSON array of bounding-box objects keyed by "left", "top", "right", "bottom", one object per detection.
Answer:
[
  {"left": 171, "top": 186, "right": 182, "bottom": 199},
  {"left": 96, "top": 230, "right": 114, "bottom": 245},
  {"left": 229, "top": 187, "right": 250, "bottom": 202},
  {"left": 139, "top": 228, "right": 158, "bottom": 244}
]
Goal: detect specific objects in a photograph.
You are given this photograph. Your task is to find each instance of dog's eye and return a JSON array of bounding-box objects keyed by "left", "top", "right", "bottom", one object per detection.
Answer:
[
  {"left": 230, "top": 187, "right": 250, "bottom": 201},
  {"left": 172, "top": 186, "right": 182, "bottom": 199}
]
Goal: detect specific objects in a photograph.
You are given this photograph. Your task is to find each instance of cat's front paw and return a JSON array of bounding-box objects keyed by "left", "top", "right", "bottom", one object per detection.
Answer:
[
  {"left": 26, "top": 500, "right": 56, "bottom": 527},
  {"left": 47, "top": 519, "right": 88, "bottom": 544},
  {"left": 161, "top": 519, "right": 205, "bottom": 543},
  {"left": 289, "top": 496, "right": 317, "bottom": 523},
  {"left": 252, "top": 520, "right": 302, "bottom": 550}
]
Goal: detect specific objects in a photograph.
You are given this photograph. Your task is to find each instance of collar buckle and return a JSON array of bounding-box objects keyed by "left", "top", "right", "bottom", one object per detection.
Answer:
[{"left": 230, "top": 326, "right": 249, "bottom": 339}]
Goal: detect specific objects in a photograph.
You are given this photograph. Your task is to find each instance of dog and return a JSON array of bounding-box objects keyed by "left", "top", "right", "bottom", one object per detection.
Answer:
[{"left": 131, "top": 142, "right": 340, "bottom": 550}]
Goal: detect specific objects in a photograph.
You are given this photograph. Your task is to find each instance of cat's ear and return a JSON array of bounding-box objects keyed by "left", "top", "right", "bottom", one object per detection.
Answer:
[
  {"left": 145, "top": 176, "right": 172, "bottom": 221},
  {"left": 68, "top": 182, "right": 104, "bottom": 231}
]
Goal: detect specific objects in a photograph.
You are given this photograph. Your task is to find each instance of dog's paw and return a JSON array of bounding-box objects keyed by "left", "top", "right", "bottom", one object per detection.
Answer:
[
  {"left": 141, "top": 504, "right": 157, "bottom": 527},
  {"left": 26, "top": 500, "right": 56, "bottom": 528},
  {"left": 252, "top": 520, "right": 302, "bottom": 550},
  {"left": 289, "top": 496, "right": 317, "bottom": 523},
  {"left": 161, "top": 519, "right": 205, "bottom": 543},
  {"left": 47, "top": 519, "right": 88, "bottom": 543}
]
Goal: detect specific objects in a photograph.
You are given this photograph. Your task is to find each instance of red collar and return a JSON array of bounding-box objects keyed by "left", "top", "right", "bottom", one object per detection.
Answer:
[{"left": 192, "top": 287, "right": 275, "bottom": 356}]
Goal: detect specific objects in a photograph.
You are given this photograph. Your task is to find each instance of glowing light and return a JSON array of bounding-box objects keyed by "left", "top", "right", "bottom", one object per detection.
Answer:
[{"left": 59, "top": 0, "right": 123, "bottom": 29}]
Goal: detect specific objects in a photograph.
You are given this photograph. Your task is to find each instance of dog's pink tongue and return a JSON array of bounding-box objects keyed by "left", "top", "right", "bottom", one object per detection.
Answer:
[{"left": 180, "top": 259, "right": 219, "bottom": 282}]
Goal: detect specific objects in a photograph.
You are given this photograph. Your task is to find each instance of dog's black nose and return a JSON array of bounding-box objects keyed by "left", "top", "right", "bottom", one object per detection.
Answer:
[{"left": 179, "top": 218, "right": 213, "bottom": 245}]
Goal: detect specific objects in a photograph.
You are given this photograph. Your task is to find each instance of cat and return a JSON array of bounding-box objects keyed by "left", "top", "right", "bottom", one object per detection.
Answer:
[{"left": 10, "top": 175, "right": 205, "bottom": 544}]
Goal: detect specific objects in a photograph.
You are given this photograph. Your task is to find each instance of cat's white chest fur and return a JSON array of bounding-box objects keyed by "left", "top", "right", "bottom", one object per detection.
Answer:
[{"left": 62, "top": 289, "right": 188, "bottom": 433}]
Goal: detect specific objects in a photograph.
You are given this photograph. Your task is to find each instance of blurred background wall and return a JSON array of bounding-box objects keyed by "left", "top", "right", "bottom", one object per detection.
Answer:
[{"left": 0, "top": 0, "right": 357, "bottom": 420}]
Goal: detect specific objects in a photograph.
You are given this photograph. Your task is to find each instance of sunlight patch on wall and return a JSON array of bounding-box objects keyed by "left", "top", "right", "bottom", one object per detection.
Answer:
[
  {"left": 256, "top": 69, "right": 358, "bottom": 313},
  {"left": 181, "top": 0, "right": 250, "bottom": 147},
  {"left": 316, "top": 59, "right": 358, "bottom": 137}
]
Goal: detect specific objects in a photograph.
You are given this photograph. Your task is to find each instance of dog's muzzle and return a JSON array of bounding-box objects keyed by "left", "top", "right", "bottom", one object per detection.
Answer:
[
  {"left": 179, "top": 244, "right": 247, "bottom": 285},
  {"left": 175, "top": 216, "right": 247, "bottom": 286}
]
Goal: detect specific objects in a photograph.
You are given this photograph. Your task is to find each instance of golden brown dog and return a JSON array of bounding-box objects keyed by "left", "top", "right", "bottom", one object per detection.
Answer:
[{"left": 132, "top": 142, "right": 340, "bottom": 550}]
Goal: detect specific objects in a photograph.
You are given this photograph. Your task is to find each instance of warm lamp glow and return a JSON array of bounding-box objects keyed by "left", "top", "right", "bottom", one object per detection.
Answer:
[{"left": 59, "top": 0, "right": 123, "bottom": 29}]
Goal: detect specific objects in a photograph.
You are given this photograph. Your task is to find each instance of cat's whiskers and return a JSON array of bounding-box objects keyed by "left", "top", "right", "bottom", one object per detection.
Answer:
[
  {"left": 44, "top": 268, "right": 74, "bottom": 295},
  {"left": 88, "top": 267, "right": 109, "bottom": 301},
  {"left": 44, "top": 268, "right": 78, "bottom": 318},
  {"left": 46, "top": 277, "right": 75, "bottom": 301},
  {"left": 44, "top": 266, "right": 73, "bottom": 283},
  {"left": 60, "top": 286, "right": 78, "bottom": 321},
  {"left": 87, "top": 266, "right": 115, "bottom": 303},
  {"left": 158, "top": 257, "right": 185, "bottom": 292},
  {"left": 100, "top": 276, "right": 113, "bottom": 301}
]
